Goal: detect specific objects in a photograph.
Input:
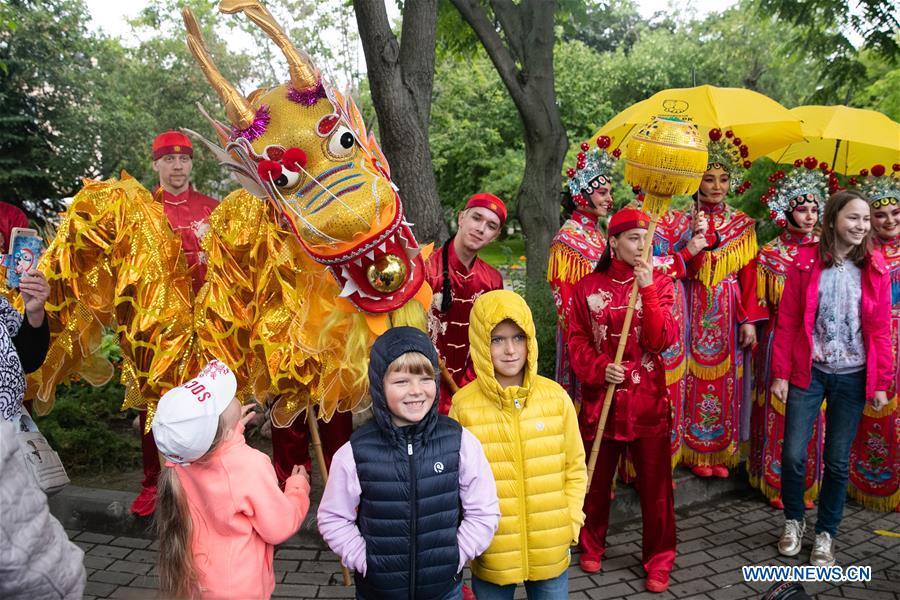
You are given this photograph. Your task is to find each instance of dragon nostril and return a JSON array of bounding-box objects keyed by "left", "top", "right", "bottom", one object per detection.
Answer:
[{"left": 283, "top": 147, "right": 307, "bottom": 171}]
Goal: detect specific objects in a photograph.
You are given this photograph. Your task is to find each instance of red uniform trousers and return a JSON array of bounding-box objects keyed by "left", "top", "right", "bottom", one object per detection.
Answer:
[
  {"left": 270, "top": 411, "right": 352, "bottom": 486},
  {"left": 580, "top": 434, "right": 676, "bottom": 575}
]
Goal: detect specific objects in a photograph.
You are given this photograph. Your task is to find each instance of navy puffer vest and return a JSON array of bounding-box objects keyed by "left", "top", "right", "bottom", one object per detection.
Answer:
[
  {"left": 351, "top": 417, "right": 462, "bottom": 599},
  {"left": 352, "top": 326, "right": 463, "bottom": 599}
]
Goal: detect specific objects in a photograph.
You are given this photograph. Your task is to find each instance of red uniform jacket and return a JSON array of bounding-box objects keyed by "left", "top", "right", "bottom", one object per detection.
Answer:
[
  {"left": 156, "top": 185, "right": 218, "bottom": 293},
  {"left": 567, "top": 258, "right": 678, "bottom": 441}
]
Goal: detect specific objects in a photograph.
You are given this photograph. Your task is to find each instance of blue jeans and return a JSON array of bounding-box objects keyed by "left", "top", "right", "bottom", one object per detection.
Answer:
[
  {"left": 781, "top": 367, "right": 866, "bottom": 536},
  {"left": 471, "top": 571, "right": 568, "bottom": 600}
]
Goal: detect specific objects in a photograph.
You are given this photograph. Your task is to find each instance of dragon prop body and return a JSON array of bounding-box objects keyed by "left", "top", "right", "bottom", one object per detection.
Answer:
[{"left": 26, "top": 0, "right": 432, "bottom": 428}]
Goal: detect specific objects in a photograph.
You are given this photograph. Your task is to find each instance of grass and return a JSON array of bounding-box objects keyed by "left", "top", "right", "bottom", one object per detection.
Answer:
[{"left": 479, "top": 236, "right": 526, "bottom": 268}]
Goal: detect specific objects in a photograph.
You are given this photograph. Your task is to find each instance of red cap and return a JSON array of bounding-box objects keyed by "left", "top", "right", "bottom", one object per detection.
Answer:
[
  {"left": 152, "top": 131, "right": 193, "bottom": 161},
  {"left": 464, "top": 193, "right": 507, "bottom": 226},
  {"left": 608, "top": 207, "right": 650, "bottom": 237}
]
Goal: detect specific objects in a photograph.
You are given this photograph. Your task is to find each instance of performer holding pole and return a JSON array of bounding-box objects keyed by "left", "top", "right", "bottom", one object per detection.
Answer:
[
  {"left": 568, "top": 208, "right": 679, "bottom": 591},
  {"left": 568, "top": 118, "right": 708, "bottom": 592}
]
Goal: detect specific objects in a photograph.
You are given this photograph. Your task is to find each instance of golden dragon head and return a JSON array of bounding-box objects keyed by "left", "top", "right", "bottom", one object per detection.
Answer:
[{"left": 182, "top": 1, "right": 427, "bottom": 315}]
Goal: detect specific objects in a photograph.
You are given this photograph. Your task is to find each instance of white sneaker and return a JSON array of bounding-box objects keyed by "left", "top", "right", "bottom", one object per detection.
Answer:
[
  {"left": 810, "top": 531, "right": 836, "bottom": 566},
  {"left": 778, "top": 519, "right": 806, "bottom": 557}
]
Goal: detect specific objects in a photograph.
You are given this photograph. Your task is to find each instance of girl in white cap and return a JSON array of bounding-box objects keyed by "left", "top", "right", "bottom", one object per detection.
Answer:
[{"left": 152, "top": 360, "right": 310, "bottom": 599}]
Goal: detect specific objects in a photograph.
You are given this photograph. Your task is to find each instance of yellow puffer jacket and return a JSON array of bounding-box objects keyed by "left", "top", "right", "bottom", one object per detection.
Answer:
[{"left": 449, "top": 290, "right": 586, "bottom": 585}]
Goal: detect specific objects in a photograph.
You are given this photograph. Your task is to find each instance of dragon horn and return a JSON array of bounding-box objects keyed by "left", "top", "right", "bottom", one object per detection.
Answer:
[
  {"left": 182, "top": 8, "right": 255, "bottom": 130},
  {"left": 219, "top": 0, "right": 320, "bottom": 91}
]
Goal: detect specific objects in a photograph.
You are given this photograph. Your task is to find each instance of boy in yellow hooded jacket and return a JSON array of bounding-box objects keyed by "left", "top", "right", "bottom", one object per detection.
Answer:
[{"left": 450, "top": 289, "right": 587, "bottom": 598}]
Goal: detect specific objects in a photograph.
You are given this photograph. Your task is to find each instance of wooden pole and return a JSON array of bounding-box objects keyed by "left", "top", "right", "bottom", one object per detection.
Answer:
[
  {"left": 307, "top": 407, "right": 352, "bottom": 587},
  {"left": 439, "top": 359, "right": 460, "bottom": 395},
  {"left": 586, "top": 207, "right": 666, "bottom": 489}
]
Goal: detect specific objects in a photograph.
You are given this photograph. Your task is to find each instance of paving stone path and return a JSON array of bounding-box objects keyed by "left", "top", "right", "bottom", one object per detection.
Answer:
[{"left": 72, "top": 491, "right": 899, "bottom": 599}]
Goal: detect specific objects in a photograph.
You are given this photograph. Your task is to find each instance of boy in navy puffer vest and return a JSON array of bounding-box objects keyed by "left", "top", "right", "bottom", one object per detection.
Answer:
[{"left": 318, "top": 327, "right": 500, "bottom": 600}]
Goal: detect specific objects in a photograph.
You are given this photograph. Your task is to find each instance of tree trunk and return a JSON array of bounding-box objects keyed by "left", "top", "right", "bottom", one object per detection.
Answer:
[
  {"left": 448, "top": 0, "right": 567, "bottom": 376},
  {"left": 352, "top": 0, "right": 448, "bottom": 245},
  {"left": 448, "top": 0, "right": 567, "bottom": 292}
]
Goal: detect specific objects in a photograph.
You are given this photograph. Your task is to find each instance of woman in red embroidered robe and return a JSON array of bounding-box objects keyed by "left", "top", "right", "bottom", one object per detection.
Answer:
[
  {"left": 549, "top": 138, "right": 616, "bottom": 407},
  {"left": 681, "top": 130, "right": 767, "bottom": 478},
  {"left": 750, "top": 163, "right": 828, "bottom": 509},
  {"left": 849, "top": 172, "right": 900, "bottom": 512},
  {"left": 567, "top": 208, "right": 679, "bottom": 593}
]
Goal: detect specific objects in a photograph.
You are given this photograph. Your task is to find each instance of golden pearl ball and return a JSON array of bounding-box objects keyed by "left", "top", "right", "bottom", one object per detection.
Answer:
[{"left": 366, "top": 254, "right": 407, "bottom": 292}]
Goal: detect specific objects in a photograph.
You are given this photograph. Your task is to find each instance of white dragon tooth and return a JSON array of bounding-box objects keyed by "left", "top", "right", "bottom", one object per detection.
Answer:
[
  {"left": 366, "top": 249, "right": 375, "bottom": 261},
  {"left": 378, "top": 241, "right": 387, "bottom": 253},
  {"left": 338, "top": 278, "right": 359, "bottom": 298},
  {"left": 353, "top": 257, "right": 363, "bottom": 267}
]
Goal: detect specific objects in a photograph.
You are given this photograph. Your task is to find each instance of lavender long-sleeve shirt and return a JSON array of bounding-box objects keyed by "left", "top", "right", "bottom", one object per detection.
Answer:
[{"left": 317, "top": 427, "right": 500, "bottom": 575}]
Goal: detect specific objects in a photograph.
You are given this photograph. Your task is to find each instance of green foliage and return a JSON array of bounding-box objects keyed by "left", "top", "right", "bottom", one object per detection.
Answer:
[
  {"left": 35, "top": 374, "right": 141, "bottom": 475},
  {"left": 0, "top": 0, "right": 106, "bottom": 219},
  {"left": 526, "top": 282, "right": 558, "bottom": 379},
  {"left": 755, "top": 0, "right": 899, "bottom": 102}
]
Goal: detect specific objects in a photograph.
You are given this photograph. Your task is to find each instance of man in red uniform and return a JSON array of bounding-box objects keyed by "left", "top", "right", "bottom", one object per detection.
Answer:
[
  {"left": 425, "top": 193, "right": 505, "bottom": 413},
  {"left": 131, "top": 131, "right": 219, "bottom": 517},
  {"left": 567, "top": 208, "right": 679, "bottom": 593}
]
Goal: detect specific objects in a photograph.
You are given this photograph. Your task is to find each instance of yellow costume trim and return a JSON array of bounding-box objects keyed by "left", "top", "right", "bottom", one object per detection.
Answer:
[
  {"left": 696, "top": 224, "right": 757, "bottom": 288},
  {"left": 757, "top": 264, "right": 786, "bottom": 306},
  {"left": 547, "top": 242, "right": 594, "bottom": 285},
  {"left": 688, "top": 355, "right": 732, "bottom": 380},
  {"left": 848, "top": 485, "right": 900, "bottom": 512},
  {"left": 681, "top": 445, "right": 741, "bottom": 468},
  {"left": 863, "top": 393, "right": 898, "bottom": 418},
  {"left": 665, "top": 360, "right": 686, "bottom": 386}
]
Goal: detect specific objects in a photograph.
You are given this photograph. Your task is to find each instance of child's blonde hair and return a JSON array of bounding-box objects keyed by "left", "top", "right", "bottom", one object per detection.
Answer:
[
  {"left": 385, "top": 351, "right": 436, "bottom": 378},
  {"left": 156, "top": 413, "right": 228, "bottom": 598}
]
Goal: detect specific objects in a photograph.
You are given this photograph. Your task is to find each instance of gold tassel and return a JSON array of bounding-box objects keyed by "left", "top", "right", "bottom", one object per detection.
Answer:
[
  {"left": 680, "top": 445, "right": 741, "bottom": 468},
  {"left": 756, "top": 264, "right": 786, "bottom": 306},
  {"left": 547, "top": 243, "right": 594, "bottom": 284},
  {"left": 863, "top": 394, "right": 898, "bottom": 418},
  {"left": 670, "top": 447, "right": 682, "bottom": 470},
  {"left": 696, "top": 225, "right": 758, "bottom": 288},
  {"left": 688, "top": 355, "right": 732, "bottom": 380},
  {"left": 847, "top": 484, "right": 900, "bottom": 513},
  {"left": 665, "top": 360, "right": 686, "bottom": 385}
]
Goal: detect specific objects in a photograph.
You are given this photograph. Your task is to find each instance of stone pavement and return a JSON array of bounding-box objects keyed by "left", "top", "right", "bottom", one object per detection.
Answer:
[{"left": 70, "top": 490, "right": 900, "bottom": 599}]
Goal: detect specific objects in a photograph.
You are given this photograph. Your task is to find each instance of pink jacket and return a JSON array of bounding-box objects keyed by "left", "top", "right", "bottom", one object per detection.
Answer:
[
  {"left": 173, "top": 425, "right": 310, "bottom": 599},
  {"left": 317, "top": 427, "right": 500, "bottom": 576},
  {"left": 771, "top": 245, "right": 892, "bottom": 401}
]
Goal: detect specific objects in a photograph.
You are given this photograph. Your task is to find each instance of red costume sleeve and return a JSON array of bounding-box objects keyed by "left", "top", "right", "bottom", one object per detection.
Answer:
[
  {"left": 550, "top": 277, "right": 575, "bottom": 331},
  {"left": 638, "top": 276, "right": 678, "bottom": 354},
  {"left": 567, "top": 277, "right": 611, "bottom": 386},
  {"left": 770, "top": 264, "right": 804, "bottom": 381},
  {"left": 736, "top": 259, "right": 768, "bottom": 324}
]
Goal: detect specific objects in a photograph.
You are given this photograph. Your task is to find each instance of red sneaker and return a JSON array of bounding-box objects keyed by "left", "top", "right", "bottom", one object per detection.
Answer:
[
  {"left": 711, "top": 465, "right": 729, "bottom": 478},
  {"left": 462, "top": 583, "right": 476, "bottom": 600},
  {"left": 131, "top": 485, "right": 157, "bottom": 517},
  {"left": 645, "top": 571, "right": 670, "bottom": 593},
  {"left": 691, "top": 465, "right": 713, "bottom": 477},
  {"left": 770, "top": 497, "right": 785, "bottom": 510},
  {"left": 579, "top": 554, "right": 602, "bottom": 573}
]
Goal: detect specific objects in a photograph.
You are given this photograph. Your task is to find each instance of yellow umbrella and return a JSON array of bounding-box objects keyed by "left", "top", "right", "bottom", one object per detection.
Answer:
[
  {"left": 766, "top": 105, "right": 900, "bottom": 175},
  {"left": 594, "top": 85, "right": 804, "bottom": 160}
]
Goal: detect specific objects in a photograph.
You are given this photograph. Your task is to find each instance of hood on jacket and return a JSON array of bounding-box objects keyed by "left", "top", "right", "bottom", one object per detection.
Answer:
[
  {"left": 468, "top": 290, "right": 538, "bottom": 405},
  {"left": 368, "top": 326, "right": 441, "bottom": 442}
]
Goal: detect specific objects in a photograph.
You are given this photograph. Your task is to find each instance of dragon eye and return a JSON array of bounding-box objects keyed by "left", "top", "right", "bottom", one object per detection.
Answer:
[{"left": 326, "top": 125, "right": 356, "bottom": 159}]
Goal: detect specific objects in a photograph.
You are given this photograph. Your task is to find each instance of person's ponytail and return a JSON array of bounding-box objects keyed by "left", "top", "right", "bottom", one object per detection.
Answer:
[{"left": 157, "top": 466, "right": 198, "bottom": 598}]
